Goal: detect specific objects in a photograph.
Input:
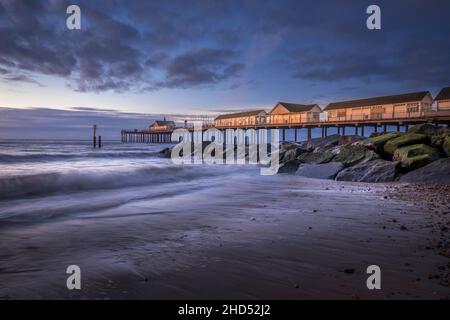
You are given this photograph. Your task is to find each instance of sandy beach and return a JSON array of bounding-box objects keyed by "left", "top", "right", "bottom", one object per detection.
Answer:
[{"left": 0, "top": 168, "right": 448, "bottom": 300}]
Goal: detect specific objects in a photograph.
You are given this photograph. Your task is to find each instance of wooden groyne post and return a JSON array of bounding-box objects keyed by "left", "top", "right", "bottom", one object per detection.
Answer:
[{"left": 93, "top": 124, "right": 97, "bottom": 148}]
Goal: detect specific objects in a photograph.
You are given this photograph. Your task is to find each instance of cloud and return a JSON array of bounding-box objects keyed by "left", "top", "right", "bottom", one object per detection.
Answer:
[
  {"left": 0, "top": 0, "right": 246, "bottom": 93},
  {"left": 149, "top": 48, "right": 244, "bottom": 90},
  {"left": 0, "top": 0, "right": 449, "bottom": 96}
]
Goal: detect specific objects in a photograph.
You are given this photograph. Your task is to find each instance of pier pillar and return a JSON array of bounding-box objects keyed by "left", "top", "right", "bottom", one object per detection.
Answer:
[
  {"left": 282, "top": 128, "right": 286, "bottom": 141},
  {"left": 324, "top": 127, "right": 328, "bottom": 137},
  {"left": 294, "top": 128, "right": 298, "bottom": 142},
  {"left": 307, "top": 127, "right": 312, "bottom": 142},
  {"left": 405, "top": 124, "right": 409, "bottom": 131},
  {"left": 355, "top": 126, "right": 359, "bottom": 136},
  {"left": 397, "top": 123, "right": 401, "bottom": 132},
  {"left": 374, "top": 125, "right": 378, "bottom": 133},
  {"left": 337, "top": 126, "right": 341, "bottom": 135},
  {"left": 361, "top": 126, "right": 365, "bottom": 137},
  {"left": 342, "top": 126, "right": 346, "bottom": 136},
  {"left": 383, "top": 124, "right": 387, "bottom": 133}
]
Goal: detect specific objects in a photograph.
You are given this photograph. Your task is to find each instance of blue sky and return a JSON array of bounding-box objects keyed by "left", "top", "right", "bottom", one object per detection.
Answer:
[{"left": 0, "top": 0, "right": 449, "bottom": 139}]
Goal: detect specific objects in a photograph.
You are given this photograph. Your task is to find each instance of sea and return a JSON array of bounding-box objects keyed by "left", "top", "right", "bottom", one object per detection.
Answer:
[{"left": 0, "top": 140, "right": 264, "bottom": 223}]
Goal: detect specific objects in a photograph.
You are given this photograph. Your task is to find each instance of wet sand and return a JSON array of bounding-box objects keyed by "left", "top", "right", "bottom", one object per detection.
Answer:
[{"left": 0, "top": 175, "right": 449, "bottom": 300}]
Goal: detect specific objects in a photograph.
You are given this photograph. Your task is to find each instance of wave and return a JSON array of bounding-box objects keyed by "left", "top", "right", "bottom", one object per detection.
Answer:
[
  {"left": 0, "top": 164, "right": 208, "bottom": 200},
  {"left": 0, "top": 151, "right": 165, "bottom": 163}
]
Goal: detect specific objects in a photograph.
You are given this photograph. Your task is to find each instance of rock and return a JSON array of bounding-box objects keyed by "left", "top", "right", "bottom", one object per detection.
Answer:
[
  {"left": 393, "top": 144, "right": 440, "bottom": 170},
  {"left": 338, "top": 135, "right": 365, "bottom": 145},
  {"left": 399, "top": 158, "right": 450, "bottom": 183},
  {"left": 407, "top": 123, "right": 439, "bottom": 136},
  {"left": 281, "top": 147, "right": 308, "bottom": 162},
  {"left": 361, "top": 132, "right": 402, "bottom": 154},
  {"left": 297, "top": 150, "right": 334, "bottom": 164},
  {"left": 443, "top": 136, "right": 450, "bottom": 157},
  {"left": 335, "top": 159, "right": 399, "bottom": 182},
  {"left": 344, "top": 268, "right": 355, "bottom": 274},
  {"left": 383, "top": 133, "right": 429, "bottom": 157},
  {"left": 280, "top": 141, "right": 305, "bottom": 153},
  {"left": 333, "top": 144, "right": 379, "bottom": 167},
  {"left": 304, "top": 134, "right": 340, "bottom": 149},
  {"left": 296, "top": 162, "right": 345, "bottom": 180},
  {"left": 277, "top": 159, "right": 301, "bottom": 174},
  {"left": 429, "top": 127, "right": 449, "bottom": 148},
  {"left": 159, "top": 147, "right": 172, "bottom": 158}
]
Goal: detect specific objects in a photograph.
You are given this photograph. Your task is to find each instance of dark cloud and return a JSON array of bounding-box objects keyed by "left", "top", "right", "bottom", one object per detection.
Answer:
[
  {"left": 0, "top": 0, "right": 449, "bottom": 94},
  {"left": 150, "top": 48, "right": 244, "bottom": 89},
  {"left": 0, "top": 0, "right": 246, "bottom": 92}
]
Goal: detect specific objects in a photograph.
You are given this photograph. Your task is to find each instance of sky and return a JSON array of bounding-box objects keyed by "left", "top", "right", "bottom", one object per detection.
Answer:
[{"left": 0, "top": 0, "right": 450, "bottom": 139}]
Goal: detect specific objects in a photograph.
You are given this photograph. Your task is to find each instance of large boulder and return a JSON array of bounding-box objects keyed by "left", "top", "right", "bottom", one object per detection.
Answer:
[
  {"left": 399, "top": 158, "right": 450, "bottom": 183},
  {"left": 297, "top": 150, "right": 334, "bottom": 164},
  {"left": 281, "top": 147, "right": 308, "bottom": 162},
  {"left": 335, "top": 159, "right": 399, "bottom": 182},
  {"left": 407, "top": 123, "right": 439, "bottom": 136},
  {"left": 159, "top": 147, "right": 172, "bottom": 158},
  {"left": 361, "top": 132, "right": 402, "bottom": 154},
  {"left": 338, "top": 135, "right": 365, "bottom": 145},
  {"left": 277, "top": 159, "right": 301, "bottom": 174},
  {"left": 280, "top": 141, "right": 305, "bottom": 153},
  {"left": 428, "top": 127, "right": 449, "bottom": 148},
  {"left": 393, "top": 144, "right": 440, "bottom": 170},
  {"left": 383, "top": 133, "right": 429, "bottom": 157},
  {"left": 333, "top": 144, "right": 379, "bottom": 167},
  {"left": 304, "top": 134, "right": 340, "bottom": 149},
  {"left": 443, "top": 136, "right": 450, "bottom": 157},
  {"left": 296, "top": 162, "right": 345, "bottom": 180}
]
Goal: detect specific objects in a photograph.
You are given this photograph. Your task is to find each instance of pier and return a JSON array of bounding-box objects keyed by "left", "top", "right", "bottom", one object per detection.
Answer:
[
  {"left": 121, "top": 129, "right": 174, "bottom": 143},
  {"left": 121, "top": 110, "right": 450, "bottom": 144}
]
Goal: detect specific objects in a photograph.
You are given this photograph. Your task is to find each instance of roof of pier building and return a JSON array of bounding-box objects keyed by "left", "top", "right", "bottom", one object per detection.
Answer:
[
  {"left": 215, "top": 110, "right": 267, "bottom": 121},
  {"left": 325, "top": 91, "right": 431, "bottom": 111},
  {"left": 269, "top": 102, "right": 321, "bottom": 114},
  {"left": 151, "top": 120, "right": 176, "bottom": 126},
  {"left": 435, "top": 87, "right": 450, "bottom": 101}
]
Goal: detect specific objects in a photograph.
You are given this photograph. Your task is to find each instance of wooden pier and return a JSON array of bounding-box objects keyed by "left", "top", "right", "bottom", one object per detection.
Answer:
[
  {"left": 121, "top": 110, "right": 450, "bottom": 144},
  {"left": 121, "top": 129, "right": 174, "bottom": 143}
]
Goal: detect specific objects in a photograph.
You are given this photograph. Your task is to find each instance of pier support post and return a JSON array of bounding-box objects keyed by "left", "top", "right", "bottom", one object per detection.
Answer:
[
  {"left": 397, "top": 123, "right": 401, "bottom": 132},
  {"left": 337, "top": 126, "right": 340, "bottom": 135},
  {"left": 355, "top": 126, "right": 359, "bottom": 136},
  {"left": 383, "top": 124, "right": 387, "bottom": 133},
  {"left": 374, "top": 125, "right": 378, "bottom": 133},
  {"left": 342, "top": 126, "right": 346, "bottom": 136},
  {"left": 99, "top": 136, "right": 102, "bottom": 148},
  {"left": 307, "top": 127, "right": 312, "bottom": 142},
  {"left": 361, "top": 126, "right": 365, "bottom": 137},
  {"left": 294, "top": 128, "right": 298, "bottom": 142},
  {"left": 324, "top": 127, "right": 328, "bottom": 137},
  {"left": 405, "top": 124, "right": 409, "bottom": 131},
  {"left": 282, "top": 128, "right": 286, "bottom": 141}
]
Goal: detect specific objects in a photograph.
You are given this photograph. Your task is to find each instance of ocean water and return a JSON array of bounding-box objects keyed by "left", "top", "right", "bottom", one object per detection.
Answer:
[{"left": 0, "top": 140, "right": 260, "bottom": 223}]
